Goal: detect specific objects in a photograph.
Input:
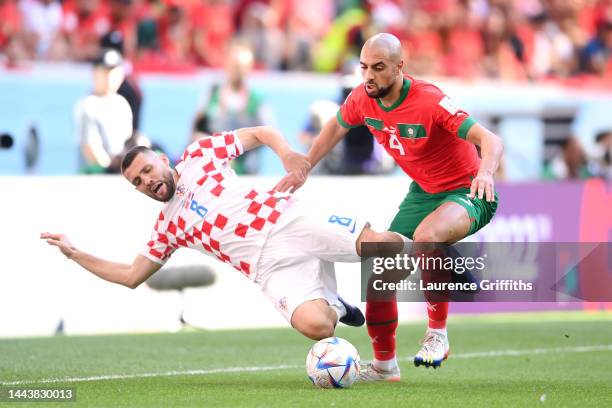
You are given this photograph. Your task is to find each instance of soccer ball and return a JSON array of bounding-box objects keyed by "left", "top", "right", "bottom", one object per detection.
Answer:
[{"left": 305, "top": 337, "right": 360, "bottom": 388}]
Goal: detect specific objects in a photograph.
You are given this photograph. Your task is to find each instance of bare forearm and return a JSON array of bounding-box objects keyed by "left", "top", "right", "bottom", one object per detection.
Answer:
[
  {"left": 467, "top": 124, "right": 503, "bottom": 175},
  {"left": 253, "top": 126, "right": 292, "bottom": 158},
  {"left": 478, "top": 131, "right": 503, "bottom": 175},
  {"left": 69, "top": 249, "right": 132, "bottom": 287}
]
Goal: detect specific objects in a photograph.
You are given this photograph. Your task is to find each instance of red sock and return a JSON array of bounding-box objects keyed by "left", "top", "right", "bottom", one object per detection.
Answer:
[
  {"left": 427, "top": 301, "right": 448, "bottom": 329},
  {"left": 420, "top": 247, "right": 449, "bottom": 330},
  {"left": 366, "top": 301, "right": 398, "bottom": 361}
]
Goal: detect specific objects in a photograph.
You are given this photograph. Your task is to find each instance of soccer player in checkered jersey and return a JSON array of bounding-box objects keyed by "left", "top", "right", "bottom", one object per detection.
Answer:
[
  {"left": 276, "top": 33, "right": 504, "bottom": 380},
  {"left": 41, "top": 126, "right": 406, "bottom": 341}
]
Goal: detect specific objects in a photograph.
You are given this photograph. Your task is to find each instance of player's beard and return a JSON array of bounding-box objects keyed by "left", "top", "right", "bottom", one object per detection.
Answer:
[
  {"left": 364, "top": 81, "right": 393, "bottom": 99},
  {"left": 150, "top": 168, "right": 176, "bottom": 202}
]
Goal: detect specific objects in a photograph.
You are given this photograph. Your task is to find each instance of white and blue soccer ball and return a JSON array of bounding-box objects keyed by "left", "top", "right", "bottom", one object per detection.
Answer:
[{"left": 306, "top": 337, "right": 360, "bottom": 388}]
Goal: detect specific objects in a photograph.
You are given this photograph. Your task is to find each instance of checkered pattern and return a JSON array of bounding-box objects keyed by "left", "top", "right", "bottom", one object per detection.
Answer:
[
  {"left": 177, "top": 131, "right": 243, "bottom": 166},
  {"left": 142, "top": 131, "right": 292, "bottom": 279},
  {"left": 235, "top": 189, "right": 288, "bottom": 239}
]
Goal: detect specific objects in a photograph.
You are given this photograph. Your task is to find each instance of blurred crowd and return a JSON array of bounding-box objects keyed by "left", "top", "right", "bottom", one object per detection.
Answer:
[
  {"left": 2, "top": 0, "right": 611, "bottom": 181},
  {"left": 1, "top": 0, "right": 612, "bottom": 80}
]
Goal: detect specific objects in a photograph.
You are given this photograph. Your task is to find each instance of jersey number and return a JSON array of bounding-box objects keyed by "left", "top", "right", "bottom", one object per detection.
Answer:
[
  {"left": 328, "top": 215, "right": 357, "bottom": 233},
  {"left": 388, "top": 133, "right": 405, "bottom": 155}
]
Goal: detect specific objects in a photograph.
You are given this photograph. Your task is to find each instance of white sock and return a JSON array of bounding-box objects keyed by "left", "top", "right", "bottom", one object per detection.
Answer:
[
  {"left": 373, "top": 357, "right": 398, "bottom": 371},
  {"left": 428, "top": 327, "right": 448, "bottom": 337},
  {"left": 390, "top": 232, "right": 412, "bottom": 253},
  {"left": 330, "top": 302, "right": 347, "bottom": 323}
]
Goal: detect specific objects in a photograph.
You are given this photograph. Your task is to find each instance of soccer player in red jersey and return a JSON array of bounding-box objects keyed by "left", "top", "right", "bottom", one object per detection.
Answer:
[{"left": 276, "top": 33, "right": 504, "bottom": 380}]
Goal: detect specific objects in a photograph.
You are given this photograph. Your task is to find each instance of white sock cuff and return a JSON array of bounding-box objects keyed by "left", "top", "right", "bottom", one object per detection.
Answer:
[
  {"left": 373, "top": 356, "right": 398, "bottom": 371},
  {"left": 390, "top": 231, "right": 412, "bottom": 253},
  {"left": 330, "top": 302, "right": 347, "bottom": 324}
]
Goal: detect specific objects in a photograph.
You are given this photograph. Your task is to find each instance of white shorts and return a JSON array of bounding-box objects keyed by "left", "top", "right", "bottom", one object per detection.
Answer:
[{"left": 255, "top": 202, "right": 367, "bottom": 323}]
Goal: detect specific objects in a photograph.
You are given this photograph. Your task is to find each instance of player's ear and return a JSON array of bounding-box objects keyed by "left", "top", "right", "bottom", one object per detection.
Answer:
[
  {"left": 397, "top": 59, "right": 404, "bottom": 74},
  {"left": 158, "top": 153, "right": 170, "bottom": 166}
]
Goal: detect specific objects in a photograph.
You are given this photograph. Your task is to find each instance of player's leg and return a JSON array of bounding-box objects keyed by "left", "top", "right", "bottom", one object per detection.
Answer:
[
  {"left": 256, "top": 218, "right": 359, "bottom": 340},
  {"left": 290, "top": 259, "right": 361, "bottom": 339},
  {"left": 268, "top": 209, "right": 370, "bottom": 328},
  {"left": 257, "top": 256, "right": 351, "bottom": 340},
  {"left": 411, "top": 200, "right": 470, "bottom": 368},
  {"left": 291, "top": 298, "right": 338, "bottom": 340},
  {"left": 360, "top": 188, "right": 432, "bottom": 381},
  {"left": 412, "top": 190, "right": 498, "bottom": 368},
  {"left": 355, "top": 226, "right": 406, "bottom": 257},
  {"left": 295, "top": 215, "right": 408, "bottom": 329}
]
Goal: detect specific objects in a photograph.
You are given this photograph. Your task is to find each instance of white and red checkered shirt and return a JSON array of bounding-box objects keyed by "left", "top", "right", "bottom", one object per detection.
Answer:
[{"left": 141, "top": 131, "right": 293, "bottom": 280}]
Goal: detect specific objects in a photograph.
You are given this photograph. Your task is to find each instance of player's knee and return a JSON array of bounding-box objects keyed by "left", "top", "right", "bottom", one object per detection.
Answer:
[
  {"left": 413, "top": 227, "right": 441, "bottom": 243},
  {"left": 356, "top": 227, "right": 387, "bottom": 255},
  {"left": 358, "top": 227, "right": 378, "bottom": 243},
  {"left": 310, "top": 321, "right": 335, "bottom": 340},
  {"left": 299, "top": 320, "right": 335, "bottom": 340}
]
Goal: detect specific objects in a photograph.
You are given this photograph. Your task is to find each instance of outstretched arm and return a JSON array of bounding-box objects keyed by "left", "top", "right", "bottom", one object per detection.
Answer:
[
  {"left": 40, "top": 232, "right": 161, "bottom": 289},
  {"left": 466, "top": 124, "right": 504, "bottom": 202},
  {"left": 274, "top": 116, "right": 349, "bottom": 192}
]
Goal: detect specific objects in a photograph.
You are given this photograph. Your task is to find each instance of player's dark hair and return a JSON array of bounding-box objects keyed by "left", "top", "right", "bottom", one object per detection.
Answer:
[{"left": 121, "top": 145, "right": 153, "bottom": 173}]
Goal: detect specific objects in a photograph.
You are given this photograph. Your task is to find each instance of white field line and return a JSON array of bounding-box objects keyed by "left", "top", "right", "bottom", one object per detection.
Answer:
[{"left": 2, "top": 344, "right": 611, "bottom": 386}]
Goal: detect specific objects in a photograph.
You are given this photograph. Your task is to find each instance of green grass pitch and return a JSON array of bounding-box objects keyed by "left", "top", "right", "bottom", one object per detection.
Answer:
[{"left": 1, "top": 311, "right": 611, "bottom": 407}]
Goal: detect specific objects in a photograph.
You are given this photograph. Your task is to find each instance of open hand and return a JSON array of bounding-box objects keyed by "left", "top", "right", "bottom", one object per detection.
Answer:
[
  {"left": 40, "top": 232, "right": 76, "bottom": 259},
  {"left": 274, "top": 150, "right": 311, "bottom": 193},
  {"left": 468, "top": 171, "right": 495, "bottom": 202}
]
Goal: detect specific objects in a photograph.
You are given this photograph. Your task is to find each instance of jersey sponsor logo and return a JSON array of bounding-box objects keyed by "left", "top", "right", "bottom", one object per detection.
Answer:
[
  {"left": 365, "top": 117, "right": 384, "bottom": 131},
  {"left": 439, "top": 96, "right": 459, "bottom": 115},
  {"left": 328, "top": 215, "right": 357, "bottom": 233},
  {"left": 398, "top": 123, "right": 427, "bottom": 139}
]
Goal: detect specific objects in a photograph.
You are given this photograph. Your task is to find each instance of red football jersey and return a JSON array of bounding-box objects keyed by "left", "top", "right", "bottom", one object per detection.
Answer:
[{"left": 337, "top": 76, "right": 480, "bottom": 193}]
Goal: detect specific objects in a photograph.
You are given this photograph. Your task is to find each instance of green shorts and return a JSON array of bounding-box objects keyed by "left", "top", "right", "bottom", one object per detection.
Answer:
[{"left": 388, "top": 182, "right": 498, "bottom": 239}]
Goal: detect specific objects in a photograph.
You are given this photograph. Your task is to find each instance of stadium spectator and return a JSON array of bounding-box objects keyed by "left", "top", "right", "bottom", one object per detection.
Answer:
[
  {"left": 280, "top": 0, "right": 333, "bottom": 71},
  {"left": 191, "top": 0, "right": 234, "bottom": 68},
  {"left": 191, "top": 43, "right": 274, "bottom": 174},
  {"left": 594, "top": 130, "right": 612, "bottom": 179},
  {"left": 100, "top": 28, "right": 143, "bottom": 134},
  {"left": 437, "top": 0, "right": 486, "bottom": 78},
  {"left": 74, "top": 48, "right": 133, "bottom": 173},
  {"left": 401, "top": 7, "right": 444, "bottom": 77},
  {"left": 155, "top": 0, "right": 191, "bottom": 64},
  {"left": 106, "top": 0, "right": 137, "bottom": 60},
  {"left": 0, "top": 1, "right": 21, "bottom": 63},
  {"left": 0, "top": 0, "right": 21, "bottom": 53},
  {"left": 524, "top": 12, "right": 576, "bottom": 79},
  {"left": 17, "top": 0, "right": 63, "bottom": 60},
  {"left": 57, "top": 0, "right": 111, "bottom": 61},
  {"left": 481, "top": 5, "right": 529, "bottom": 80},
  {"left": 1, "top": 0, "right": 611, "bottom": 81},
  {"left": 299, "top": 100, "right": 343, "bottom": 174},
  {"left": 236, "top": 1, "right": 283, "bottom": 69},
  {"left": 542, "top": 136, "right": 595, "bottom": 180},
  {"left": 579, "top": 17, "right": 612, "bottom": 75}
]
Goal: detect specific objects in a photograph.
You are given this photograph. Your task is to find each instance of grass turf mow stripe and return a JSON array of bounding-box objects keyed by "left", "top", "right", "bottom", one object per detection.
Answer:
[{"left": 3, "top": 344, "right": 610, "bottom": 386}]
